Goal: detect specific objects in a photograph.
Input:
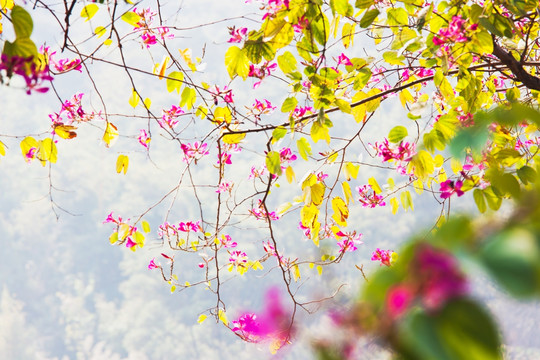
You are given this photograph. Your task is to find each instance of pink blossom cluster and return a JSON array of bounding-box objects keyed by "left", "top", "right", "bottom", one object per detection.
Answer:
[
  {"left": 356, "top": 184, "right": 386, "bottom": 208},
  {"left": 375, "top": 138, "right": 416, "bottom": 174},
  {"left": 160, "top": 105, "right": 184, "bottom": 129},
  {"left": 291, "top": 105, "right": 314, "bottom": 119},
  {"left": 216, "top": 181, "right": 233, "bottom": 193},
  {"left": 148, "top": 253, "right": 174, "bottom": 270},
  {"left": 0, "top": 54, "right": 53, "bottom": 94},
  {"left": 385, "top": 245, "right": 468, "bottom": 318},
  {"left": 279, "top": 147, "right": 297, "bottom": 165},
  {"left": 227, "top": 26, "right": 248, "bottom": 43},
  {"left": 249, "top": 165, "right": 268, "bottom": 179},
  {"left": 439, "top": 179, "right": 464, "bottom": 199},
  {"left": 336, "top": 231, "right": 363, "bottom": 253},
  {"left": 209, "top": 85, "right": 234, "bottom": 104},
  {"left": 157, "top": 220, "right": 202, "bottom": 238},
  {"left": 292, "top": 16, "right": 309, "bottom": 33},
  {"left": 217, "top": 143, "right": 241, "bottom": 166},
  {"left": 103, "top": 212, "right": 140, "bottom": 249},
  {"left": 336, "top": 53, "right": 353, "bottom": 67},
  {"left": 138, "top": 129, "right": 150, "bottom": 148},
  {"left": 401, "top": 67, "right": 434, "bottom": 82},
  {"left": 49, "top": 93, "right": 100, "bottom": 131},
  {"left": 433, "top": 15, "right": 476, "bottom": 46},
  {"left": 133, "top": 8, "right": 174, "bottom": 47},
  {"left": 181, "top": 142, "right": 209, "bottom": 163},
  {"left": 41, "top": 46, "right": 82, "bottom": 73},
  {"left": 248, "top": 99, "right": 276, "bottom": 122},
  {"left": 220, "top": 234, "right": 238, "bottom": 248},
  {"left": 231, "top": 287, "right": 293, "bottom": 350},
  {"left": 250, "top": 199, "right": 279, "bottom": 221},
  {"left": 229, "top": 250, "right": 248, "bottom": 267},
  {"left": 248, "top": 61, "right": 277, "bottom": 88},
  {"left": 246, "top": 0, "right": 290, "bottom": 20},
  {"left": 263, "top": 240, "right": 292, "bottom": 266},
  {"left": 371, "top": 248, "right": 394, "bottom": 266}
]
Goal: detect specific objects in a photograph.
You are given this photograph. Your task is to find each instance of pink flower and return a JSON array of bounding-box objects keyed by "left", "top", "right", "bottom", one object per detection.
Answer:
[
  {"left": 250, "top": 200, "right": 279, "bottom": 221},
  {"left": 356, "top": 185, "right": 386, "bottom": 208},
  {"left": 336, "top": 231, "right": 363, "bottom": 253},
  {"left": 227, "top": 26, "right": 248, "bottom": 43},
  {"left": 433, "top": 15, "right": 475, "bottom": 47},
  {"left": 181, "top": 142, "right": 209, "bottom": 162},
  {"left": 371, "top": 248, "right": 394, "bottom": 266},
  {"left": 386, "top": 285, "right": 414, "bottom": 318},
  {"left": 125, "top": 238, "right": 137, "bottom": 249},
  {"left": 138, "top": 129, "right": 150, "bottom": 148},
  {"left": 160, "top": 105, "right": 184, "bottom": 129},
  {"left": 231, "top": 287, "right": 293, "bottom": 349},
  {"left": 249, "top": 166, "right": 267, "bottom": 179},
  {"left": 178, "top": 221, "right": 201, "bottom": 232},
  {"left": 279, "top": 147, "right": 297, "bottom": 164},
  {"left": 439, "top": 179, "right": 464, "bottom": 199},
  {"left": 216, "top": 182, "right": 233, "bottom": 193},
  {"left": 148, "top": 258, "right": 160, "bottom": 269},
  {"left": 229, "top": 250, "right": 248, "bottom": 267},
  {"left": 220, "top": 234, "right": 237, "bottom": 248},
  {"left": 209, "top": 85, "right": 234, "bottom": 104},
  {"left": 417, "top": 245, "right": 468, "bottom": 310},
  {"left": 336, "top": 53, "right": 353, "bottom": 67},
  {"left": 292, "top": 16, "right": 309, "bottom": 33}
]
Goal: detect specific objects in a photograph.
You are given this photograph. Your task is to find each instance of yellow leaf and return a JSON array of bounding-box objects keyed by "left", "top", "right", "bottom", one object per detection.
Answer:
[
  {"left": 142, "top": 220, "right": 151, "bottom": 233},
  {"left": 20, "top": 136, "right": 38, "bottom": 161},
  {"left": 103, "top": 122, "right": 118, "bottom": 148},
  {"left": 344, "top": 162, "right": 360, "bottom": 180},
  {"left": 251, "top": 261, "right": 264, "bottom": 271},
  {"left": 292, "top": 264, "right": 301, "bottom": 282},
  {"left": 317, "top": 265, "right": 323, "bottom": 275},
  {"left": 218, "top": 309, "right": 229, "bottom": 326},
  {"left": 38, "top": 138, "right": 57, "bottom": 164},
  {"left": 368, "top": 177, "right": 382, "bottom": 194},
  {"left": 184, "top": 281, "right": 191, "bottom": 287},
  {"left": 156, "top": 56, "right": 170, "bottom": 80},
  {"left": 1, "top": 0, "right": 14, "bottom": 10},
  {"left": 224, "top": 46, "right": 250, "bottom": 80},
  {"left": 214, "top": 107, "right": 232, "bottom": 124},
  {"left": 129, "top": 88, "right": 139, "bottom": 108},
  {"left": 94, "top": 26, "right": 106, "bottom": 38},
  {"left": 342, "top": 181, "right": 354, "bottom": 204},
  {"left": 222, "top": 132, "right": 246, "bottom": 144},
  {"left": 414, "top": 179, "right": 424, "bottom": 194},
  {"left": 309, "top": 182, "right": 326, "bottom": 206},
  {"left": 331, "top": 196, "right": 349, "bottom": 226},
  {"left": 0, "top": 140, "right": 5, "bottom": 156},
  {"left": 54, "top": 124, "right": 78, "bottom": 139},
  {"left": 118, "top": 223, "right": 130, "bottom": 240},
  {"left": 143, "top": 98, "right": 151, "bottom": 109},
  {"left": 109, "top": 232, "right": 118, "bottom": 244},
  {"left": 327, "top": 152, "right": 339, "bottom": 163},
  {"left": 81, "top": 4, "right": 98, "bottom": 21},
  {"left": 390, "top": 197, "right": 399, "bottom": 215},
  {"left": 116, "top": 154, "right": 129, "bottom": 174},
  {"left": 285, "top": 166, "right": 295, "bottom": 184},
  {"left": 103, "top": 38, "right": 112, "bottom": 46},
  {"left": 197, "top": 314, "right": 207, "bottom": 324}
]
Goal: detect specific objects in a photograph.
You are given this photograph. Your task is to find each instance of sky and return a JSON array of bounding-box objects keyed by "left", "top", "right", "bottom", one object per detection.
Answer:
[{"left": 1, "top": 1, "right": 540, "bottom": 359}]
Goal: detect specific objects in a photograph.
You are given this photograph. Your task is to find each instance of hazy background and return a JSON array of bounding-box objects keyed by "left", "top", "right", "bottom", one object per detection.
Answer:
[{"left": 1, "top": 1, "right": 539, "bottom": 359}]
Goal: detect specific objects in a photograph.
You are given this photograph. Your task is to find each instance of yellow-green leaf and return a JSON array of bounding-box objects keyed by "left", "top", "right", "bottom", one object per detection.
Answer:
[
  {"left": 265, "top": 151, "right": 282, "bottom": 176},
  {"left": 166, "top": 71, "right": 184, "bottom": 93},
  {"left": 342, "top": 181, "right": 354, "bottom": 204},
  {"left": 297, "top": 137, "right": 312, "bottom": 161},
  {"left": 121, "top": 11, "right": 141, "bottom": 26},
  {"left": 285, "top": 165, "right": 295, "bottom": 184},
  {"left": 225, "top": 46, "right": 250, "bottom": 80},
  {"left": 218, "top": 309, "right": 228, "bottom": 325},
  {"left": 344, "top": 162, "right": 360, "bottom": 180},
  {"left": 368, "top": 177, "right": 382, "bottom": 194}
]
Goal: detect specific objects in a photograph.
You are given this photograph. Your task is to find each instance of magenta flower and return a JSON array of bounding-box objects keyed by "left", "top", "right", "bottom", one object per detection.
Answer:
[
  {"left": 417, "top": 245, "right": 468, "bottom": 310},
  {"left": 133, "top": 7, "right": 174, "bottom": 47},
  {"left": 356, "top": 185, "right": 386, "bottom": 208},
  {"left": 148, "top": 258, "right": 160, "bottom": 270},
  {"left": 160, "top": 105, "right": 184, "bottom": 129},
  {"left": 279, "top": 147, "right": 297, "bottom": 164},
  {"left": 292, "top": 16, "right": 309, "bottom": 33},
  {"left": 125, "top": 237, "right": 137, "bottom": 249},
  {"left": 336, "top": 53, "right": 353, "bottom": 67},
  {"left": 227, "top": 26, "right": 248, "bottom": 43},
  {"left": 386, "top": 285, "right": 414, "bottom": 318},
  {"left": 250, "top": 200, "right": 279, "bottom": 221},
  {"left": 229, "top": 250, "right": 248, "bottom": 267},
  {"left": 216, "top": 182, "right": 233, "bottom": 194},
  {"left": 181, "top": 142, "right": 209, "bottom": 162},
  {"left": 178, "top": 221, "right": 201, "bottom": 232},
  {"left": 433, "top": 15, "right": 476, "bottom": 47},
  {"left": 231, "top": 287, "right": 293, "bottom": 349},
  {"left": 439, "top": 179, "right": 464, "bottom": 199},
  {"left": 371, "top": 248, "right": 394, "bottom": 266},
  {"left": 138, "top": 129, "right": 150, "bottom": 148},
  {"left": 220, "top": 234, "right": 237, "bottom": 248}
]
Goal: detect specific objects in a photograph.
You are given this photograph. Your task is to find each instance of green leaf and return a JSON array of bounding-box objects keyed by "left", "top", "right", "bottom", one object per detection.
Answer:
[
  {"left": 121, "top": 11, "right": 141, "bottom": 26},
  {"left": 224, "top": 46, "right": 250, "bottom": 80},
  {"left": 399, "top": 299, "right": 502, "bottom": 360},
  {"left": 81, "top": 3, "right": 99, "bottom": 22},
  {"left": 272, "top": 126, "right": 287, "bottom": 143},
  {"left": 244, "top": 36, "right": 276, "bottom": 63},
  {"left": 483, "top": 186, "right": 502, "bottom": 211},
  {"left": 11, "top": 5, "right": 33, "bottom": 38},
  {"left": 166, "top": 71, "right": 184, "bottom": 93},
  {"left": 387, "top": 7, "right": 408, "bottom": 26},
  {"left": 355, "top": 0, "right": 374, "bottom": 9},
  {"left": 330, "top": 0, "right": 353, "bottom": 16},
  {"left": 388, "top": 125, "right": 408, "bottom": 143},
  {"left": 473, "top": 189, "right": 487, "bottom": 214},
  {"left": 480, "top": 228, "right": 540, "bottom": 297},
  {"left": 180, "top": 87, "right": 196, "bottom": 109},
  {"left": 265, "top": 151, "right": 282, "bottom": 176},
  {"left": 359, "top": 8, "right": 379, "bottom": 28},
  {"left": 383, "top": 51, "right": 406, "bottom": 66},
  {"left": 297, "top": 138, "right": 312, "bottom": 161},
  {"left": 4, "top": 37, "right": 38, "bottom": 58},
  {"left": 281, "top": 97, "right": 298, "bottom": 112},
  {"left": 517, "top": 165, "right": 537, "bottom": 185}
]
